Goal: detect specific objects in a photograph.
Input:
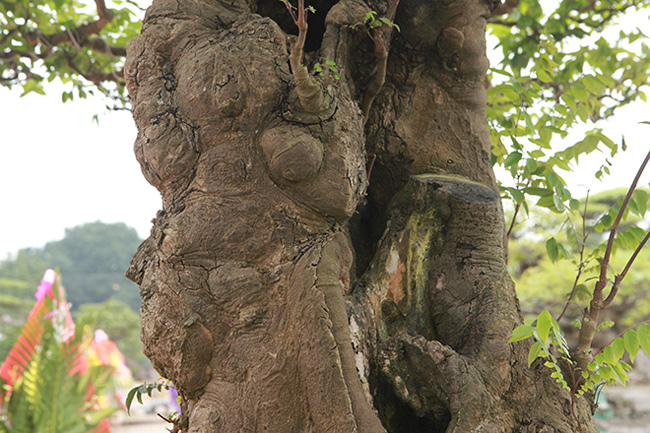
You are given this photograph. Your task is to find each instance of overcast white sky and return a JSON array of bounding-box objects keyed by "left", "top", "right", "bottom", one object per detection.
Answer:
[
  {"left": 0, "top": 85, "right": 161, "bottom": 258},
  {"left": 0, "top": 4, "right": 649, "bottom": 259}
]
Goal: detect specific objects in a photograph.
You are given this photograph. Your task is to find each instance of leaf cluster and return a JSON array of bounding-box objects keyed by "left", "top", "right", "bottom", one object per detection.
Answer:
[
  {"left": 0, "top": 0, "right": 143, "bottom": 106},
  {"left": 364, "top": 10, "right": 401, "bottom": 32},
  {"left": 313, "top": 57, "right": 340, "bottom": 80},
  {"left": 511, "top": 315, "right": 650, "bottom": 395},
  {"left": 1, "top": 296, "right": 116, "bottom": 432},
  {"left": 489, "top": 0, "right": 650, "bottom": 216},
  {"left": 125, "top": 378, "right": 174, "bottom": 414}
]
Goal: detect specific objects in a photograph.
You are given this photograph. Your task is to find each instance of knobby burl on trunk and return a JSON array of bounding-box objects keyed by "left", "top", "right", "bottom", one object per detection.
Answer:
[{"left": 124, "top": 0, "right": 596, "bottom": 431}]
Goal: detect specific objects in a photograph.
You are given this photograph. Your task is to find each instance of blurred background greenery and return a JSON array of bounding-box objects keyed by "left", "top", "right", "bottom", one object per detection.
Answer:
[{"left": 0, "top": 221, "right": 150, "bottom": 378}]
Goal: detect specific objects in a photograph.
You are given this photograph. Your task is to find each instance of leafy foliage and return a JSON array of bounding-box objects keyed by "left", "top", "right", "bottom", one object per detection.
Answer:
[
  {"left": 75, "top": 299, "right": 149, "bottom": 378},
  {"left": 0, "top": 270, "right": 116, "bottom": 433},
  {"left": 488, "top": 0, "right": 650, "bottom": 217},
  {"left": 0, "top": 222, "right": 143, "bottom": 312},
  {"left": 125, "top": 378, "right": 174, "bottom": 415},
  {"left": 125, "top": 378, "right": 180, "bottom": 431},
  {"left": 313, "top": 57, "right": 340, "bottom": 80},
  {"left": 494, "top": 1, "right": 650, "bottom": 416},
  {"left": 510, "top": 175, "right": 650, "bottom": 413},
  {"left": 0, "top": 0, "right": 144, "bottom": 106},
  {"left": 364, "top": 10, "right": 401, "bottom": 32},
  {"left": 511, "top": 317, "right": 650, "bottom": 394}
]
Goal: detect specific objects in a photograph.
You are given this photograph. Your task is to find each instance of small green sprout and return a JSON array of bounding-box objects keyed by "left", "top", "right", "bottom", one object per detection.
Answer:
[
  {"left": 313, "top": 57, "right": 340, "bottom": 80},
  {"left": 364, "top": 10, "right": 400, "bottom": 32}
]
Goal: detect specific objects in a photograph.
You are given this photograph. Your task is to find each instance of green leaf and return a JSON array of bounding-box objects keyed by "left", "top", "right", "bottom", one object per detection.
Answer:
[
  {"left": 536, "top": 310, "right": 553, "bottom": 344},
  {"left": 624, "top": 330, "right": 639, "bottom": 363},
  {"left": 126, "top": 387, "right": 138, "bottom": 414},
  {"left": 633, "top": 189, "right": 648, "bottom": 216},
  {"left": 575, "top": 284, "right": 592, "bottom": 302},
  {"left": 612, "top": 337, "right": 625, "bottom": 360},
  {"left": 561, "top": 94, "right": 576, "bottom": 110},
  {"left": 528, "top": 341, "right": 543, "bottom": 367},
  {"left": 546, "top": 237, "right": 559, "bottom": 262},
  {"left": 638, "top": 323, "right": 650, "bottom": 356},
  {"left": 603, "top": 345, "right": 617, "bottom": 365},
  {"left": 504, "top": 152, "right": 523, "bottom": 167},
  {"left": 524, "top": 187, "right": 553, "bottom": 197},
  {"left": 611, "top": 362, "right": 629, "bottom": 385},
  {"left": 536, "top": 68, "right": 553, "bottom": 83},
  {"left": 509, "top": 324, "right": 536, "bottom": 342},
  {"left": 506, "top": 187, "right": 525, "bottom": 203}
]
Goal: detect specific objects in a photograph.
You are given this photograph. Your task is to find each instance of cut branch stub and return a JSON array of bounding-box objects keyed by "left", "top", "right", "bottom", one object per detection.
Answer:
[{"left": 355, "top": 174, "right": 590, "bottom": 431}]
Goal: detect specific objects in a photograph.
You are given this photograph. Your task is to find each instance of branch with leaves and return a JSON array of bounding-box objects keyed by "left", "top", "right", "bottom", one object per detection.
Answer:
[
  {"left": 510, "top": 147, "right": 650, "bottom": 417},
  {"left": 360, "top": 1, "right": 400, "bottom": 120},
  {"left": 573, "top": 150, "right": 650, "bottom": 372},
  {"left": 279, "top": 0, "right": 326, "bottom": 113},
  {"left": 0, "top": 0, "right": 140, "bottom": 104}
]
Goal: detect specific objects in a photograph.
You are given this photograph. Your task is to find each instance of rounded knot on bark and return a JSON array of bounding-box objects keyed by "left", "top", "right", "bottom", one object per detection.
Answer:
[
  {"left": 437, "top": 27, "right": 465, "bottom": 59},
  {"left": 261, "top": 125, "right": 324, "bottom": 183}
]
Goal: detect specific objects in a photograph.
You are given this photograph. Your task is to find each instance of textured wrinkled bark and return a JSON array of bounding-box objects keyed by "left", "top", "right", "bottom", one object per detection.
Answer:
[{"left": 125, "top": 0, "right": 597, "bottom": 431}]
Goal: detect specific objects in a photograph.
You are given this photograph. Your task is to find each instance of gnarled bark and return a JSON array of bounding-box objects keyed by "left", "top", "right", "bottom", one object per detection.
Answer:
[{"left": 125, "top": 0, "right": 597, "bottom": 431}]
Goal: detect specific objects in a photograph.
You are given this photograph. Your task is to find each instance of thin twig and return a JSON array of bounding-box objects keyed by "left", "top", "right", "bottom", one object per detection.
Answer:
[
  {"left": 157, "top": 413, "right": 180, "bottom": 433},
  {"left": 603, "top": 229, "right": 650, "bottom": 308},
  {"left": 506, "top": 202, "right": 520, "bottom": 241},
  {"left": 575, "top": 150, "right": 650, "bottom": 372},
  {"left": 366, "top": 153, "right": 377, "bottom": 180},
  {"left": 594, "top": 150, "right": 650, "bottom": 306},
  {"left": 558, "top": 192, "right": 591, "bottom": 321}
]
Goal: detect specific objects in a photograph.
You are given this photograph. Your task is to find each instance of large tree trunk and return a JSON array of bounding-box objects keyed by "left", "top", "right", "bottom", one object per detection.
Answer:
[{"left": 125, "top": 0, "right": 597, "bottom": 431}]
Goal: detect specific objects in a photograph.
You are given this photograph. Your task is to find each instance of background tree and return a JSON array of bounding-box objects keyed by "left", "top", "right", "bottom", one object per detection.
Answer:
[
  {"left": 0, "top": 0, "right": 141, "bottom": 106},
  {"left": 44, "top": 221, "right": 143, "bottom": 309},
  {"left": 0, "top": 221, "right": 142, "bottom": 309},
  {"left": 0, "top": 222, "right": 143, "bottom": 362},
  {"left": 75, "top": 298, "right": 150, "bottom": 378}
]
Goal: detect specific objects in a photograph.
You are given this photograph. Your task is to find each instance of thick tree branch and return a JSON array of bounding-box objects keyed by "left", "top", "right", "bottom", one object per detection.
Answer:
[
  {"left": 492, "top": 0, "right": 520, "bottom": 17},
  {"left": 45, "top": 0, "right": 115, "bottom": 46},
  {"left": 2, "top": 0, "right": 125, "bottom": 70},
  {"left": 65, "top": 54, "right": 123, "bottom": 85},
  {"left": 84, "top": 38, "right": 127, "bottom": 57}
]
